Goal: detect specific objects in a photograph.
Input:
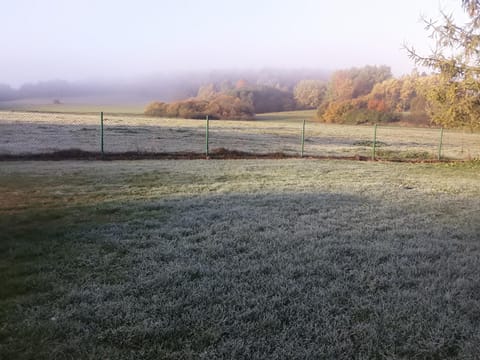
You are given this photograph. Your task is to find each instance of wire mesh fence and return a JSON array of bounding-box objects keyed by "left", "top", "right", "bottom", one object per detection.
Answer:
[{"left": 0, "top": 110, "right": 479, "bottom": 160}]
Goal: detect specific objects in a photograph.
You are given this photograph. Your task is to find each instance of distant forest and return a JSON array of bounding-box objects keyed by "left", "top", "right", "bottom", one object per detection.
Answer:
[{"left": 0, "top": 69, "right": 330, "bottom": 104}]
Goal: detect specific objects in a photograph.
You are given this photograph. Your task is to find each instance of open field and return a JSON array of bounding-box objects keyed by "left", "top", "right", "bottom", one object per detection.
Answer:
[
  {"left": 0, "top": 98, "right": 147, "bottom": 114},
  {"left": 1, "top": 159, "right": 480, "bottom": 358},
  {"left": 255, "top": 110, "right": 317, "bottom": 122},
  {"left": 1, "top": 110, "right": 479, "bottom": 160}
]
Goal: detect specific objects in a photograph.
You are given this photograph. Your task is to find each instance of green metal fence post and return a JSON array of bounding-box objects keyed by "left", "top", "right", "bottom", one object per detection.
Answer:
[
  {"left": 438, "top": 127, "right": 444, "bottom": 160},
  {"left": 100, "top": 111, "right": 104, "bottom": 156},
  {"left": 301, "top": 120, "right": 306, "bottom": 157},
  {"left": 372, "top": 124, "right": 377, "bottom": 160},
  {"left": 205, "top": 115, "right": 209, "bottom": 158}
]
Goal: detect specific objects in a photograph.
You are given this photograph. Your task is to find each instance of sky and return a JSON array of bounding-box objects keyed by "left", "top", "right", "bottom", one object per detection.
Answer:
[{"left": 0, "top": 0, "right": 466, "bottom": 87}]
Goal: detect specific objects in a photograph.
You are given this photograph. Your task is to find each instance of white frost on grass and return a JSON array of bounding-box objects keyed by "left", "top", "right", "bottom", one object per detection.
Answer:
[
  {"left": 1, "top": 111, "right": 479, "bottom": 159},
  {"left": 1, "top": 159, "right": 480, "bottom": 357}
]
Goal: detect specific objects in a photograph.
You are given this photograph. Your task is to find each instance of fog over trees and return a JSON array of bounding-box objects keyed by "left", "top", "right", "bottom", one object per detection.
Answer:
[{"left": 0, "top": 68, "right": 330, "bottom": 104}]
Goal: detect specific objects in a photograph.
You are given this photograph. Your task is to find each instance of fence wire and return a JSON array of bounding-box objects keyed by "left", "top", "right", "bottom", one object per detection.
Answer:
[{"left": 0, "top": 111, "right": 479, "bottom": 160}]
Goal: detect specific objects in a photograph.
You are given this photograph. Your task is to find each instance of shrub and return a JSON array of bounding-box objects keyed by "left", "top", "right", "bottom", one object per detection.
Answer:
[
  {"left": 144, "top": 102, "right": 169, "bottom": 117},
  {"left": 342, "top": 109, "right": 399, "bottom": 124},
  {"left": 207, "top": 95, "right": 254, "bottom": 120},
  {"left": 320, "top": 100, "right": 354, "bottom": 123},
  {"left": 317, "top": 97, "right": 398, "bottom": 124},
  {"left": 145, "top": 96, "right": 254, "bottom": 120}
]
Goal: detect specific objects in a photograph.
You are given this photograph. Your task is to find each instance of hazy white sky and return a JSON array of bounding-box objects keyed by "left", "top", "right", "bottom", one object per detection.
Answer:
[{"left": 1, "top": 0, "right": 465, "bottom": 86}]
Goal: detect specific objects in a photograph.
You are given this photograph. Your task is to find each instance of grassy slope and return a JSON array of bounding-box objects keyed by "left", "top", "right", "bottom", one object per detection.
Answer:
[
  {"left": 0, "top": 103, "right": 314, "bottom": 119},
  {"left": 0, "top": 99, "right": 146, "bottom": 114},
  {"left": 1, "top": 159, "right": 480, "bottom": 359},
  {"left": 255, "top": 110, "right": 317, "bottom": 122}
]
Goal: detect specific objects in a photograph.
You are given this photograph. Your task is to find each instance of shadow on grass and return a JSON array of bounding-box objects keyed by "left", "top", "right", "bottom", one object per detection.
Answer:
[{"left": 1, "top": 191, "right": 479, "bottom": 359}]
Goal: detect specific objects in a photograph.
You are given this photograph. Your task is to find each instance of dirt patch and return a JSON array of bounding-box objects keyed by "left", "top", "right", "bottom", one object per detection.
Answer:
[
  {"left": 0, "top": 148, "right": 296, "bottom": 161},
  {"left": 0, "top": 147, "right": 457, "bottom": 163}
]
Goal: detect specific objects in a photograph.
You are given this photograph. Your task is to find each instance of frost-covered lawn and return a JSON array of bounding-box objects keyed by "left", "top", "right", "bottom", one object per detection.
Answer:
[{"left": 1, "top": 159, "right": 479, "bottom": 359}]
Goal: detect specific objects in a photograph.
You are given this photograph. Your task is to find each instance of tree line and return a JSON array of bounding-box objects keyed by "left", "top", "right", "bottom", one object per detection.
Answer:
[
  {"left": 316, "top": 67, "right": 435, "bottom": 126},
  {"left": 145, "top": 80, "right": 298, "bottom": 120},
  {"left": 145, "top": 66, "right": 434, "bottom": 125}
]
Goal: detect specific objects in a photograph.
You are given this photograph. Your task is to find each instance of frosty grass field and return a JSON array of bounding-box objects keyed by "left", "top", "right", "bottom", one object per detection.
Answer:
[
  {"left": 1, "top": 110, "right": 480, "bottom": 159},
  {"left": 1, "top": 157, "right": 480, "bottom": 359}
]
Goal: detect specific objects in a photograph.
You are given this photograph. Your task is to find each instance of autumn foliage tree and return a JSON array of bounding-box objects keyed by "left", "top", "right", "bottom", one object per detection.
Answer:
[
  {"left": 316, "top": 63, "right": 435, "bottom": 125},
  {"left": 206, "top": 95, "right": 255, "bottom": 119},
  {"left": 327, "top": 65, "right": 392, "bottom": 102},
  {"left": 328, "top": 70, "right": 355, "bottom": 101},
  {"left": 367, "top": 74, "right": 428, "bottom": 113},
  {"left": 406, "top": 0, "right": 480, "bottom": 129},
  {"left": 318, "top": 65, "right": 395, "bottom": 123},
  {"left": 145, "top": 95, "right": 254, "bottom": 120},
  {"left": 196, "top": 84, "right": 218, "bottom": 100},
  {"left": 293, "top": 80, "right": 327, "bottom": 109}
]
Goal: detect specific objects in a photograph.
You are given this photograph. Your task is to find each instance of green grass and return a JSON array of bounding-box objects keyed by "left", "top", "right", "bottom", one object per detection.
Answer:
[
  {"left": 255, "top": 109, "right": 317, "bottom": 122},
  {"left": 376, "top": 149, "right": 435, "bottom": 160},
  {"left": 0, "top": 99, "right": 146, "bottom": 114},
  {"left": 1, "top": 159, "right": 480, "bottom": 359}
]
